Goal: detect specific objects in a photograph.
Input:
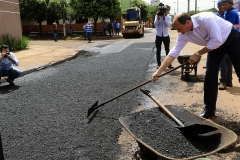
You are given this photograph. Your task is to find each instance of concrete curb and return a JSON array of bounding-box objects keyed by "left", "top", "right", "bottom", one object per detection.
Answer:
[
  {"left": 20, "top": 51, "right": 80, "bottom": 77},
  {"left": 0, "top": 51, "right": 81, "bottom": 85}
]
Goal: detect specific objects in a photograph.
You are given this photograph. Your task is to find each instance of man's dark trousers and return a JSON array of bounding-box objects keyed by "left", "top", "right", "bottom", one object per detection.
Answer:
[
  {"left": 204, "top": 27, "right": 240, "bottom": 112},
  {"left": 155, "top": 35, "right": 170, "bottom": 66}
]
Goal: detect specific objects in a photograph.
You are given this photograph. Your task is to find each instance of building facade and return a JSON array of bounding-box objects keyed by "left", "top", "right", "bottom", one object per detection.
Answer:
[{"left": 0, "top": 0, "right": 22, "bottom": 38}]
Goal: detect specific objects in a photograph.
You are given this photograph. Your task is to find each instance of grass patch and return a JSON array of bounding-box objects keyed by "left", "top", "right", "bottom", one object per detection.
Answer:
[{"left": 0, "top": 34, "right": 30, "bottom": 51}]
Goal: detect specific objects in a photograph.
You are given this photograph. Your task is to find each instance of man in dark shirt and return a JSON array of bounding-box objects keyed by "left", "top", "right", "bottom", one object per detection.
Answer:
[
  {"left": 52, "top": 22, "right": 58, "bottom": 42},
  {"left": 219, "top": 0, "right": 239, "bottom": 90}
]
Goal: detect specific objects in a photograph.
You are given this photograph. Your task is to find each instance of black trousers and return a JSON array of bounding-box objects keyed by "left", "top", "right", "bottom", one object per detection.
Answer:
[
  {"left": 204, "top": 26, "right": 240, "bottom": 111},
  {"left": 155, "top": 35, "right": 170, "bottom": 66}
]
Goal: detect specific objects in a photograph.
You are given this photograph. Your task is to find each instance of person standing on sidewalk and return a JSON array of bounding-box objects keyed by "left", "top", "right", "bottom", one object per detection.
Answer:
[
  {"left": 52, "top": 22, "right": 58, "bottom": 42},
  {"left": 83, "top": 22, "right": 87, "bottom": 40},
  {"left": 154, "top": 5, "right": 173, "bottom": 69},
  {"left": 111, "top": 21, "right": 115, "bottom": 36},
  {"left": 103, "top": 22, "right": 107, "bottom": 36},
  {"left": 151, "top": 12, "right": 240, "bottom": 118},
  {"left": 86, "top": 21, "right": 93, "bottom": 43},
  {"left": 218, "top": 0, "right": 239, "bottom": 90},
  {"left": 0, "top": 44, "right": 21, "bottom": 86},
  {"left": 107, "top": 22, "right": 112, "bottom": 38},
  {"left": 115, "top": 21, "right": 121, "bottom": 35}
]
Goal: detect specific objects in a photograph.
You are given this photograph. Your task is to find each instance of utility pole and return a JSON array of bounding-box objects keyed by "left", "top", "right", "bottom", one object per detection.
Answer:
[
  {"left": 177, "top": 0, "right": 179, "bottom": 13},
  {"left": 62, "top": 0, "right": 66, "bottom": 36},
  {"left": 195, "top": 0, "right": 197, "bottom": 13},
  {"left": 173, "top": 2, "right": 176, "bottom": 14},
  {"left": 211, "top": 1, "right": 218, "bottom": 10},
  {"left": 187, "top": 0, "right": 190, "bottom": 13}
]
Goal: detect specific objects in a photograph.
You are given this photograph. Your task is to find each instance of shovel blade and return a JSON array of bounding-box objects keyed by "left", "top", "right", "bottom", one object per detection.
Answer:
[
  {"left": 87, "top": 100, "right": 99, "bottom": 118},
  {"left": 177, "top": 124, "right": 218, "bottom": 135}
]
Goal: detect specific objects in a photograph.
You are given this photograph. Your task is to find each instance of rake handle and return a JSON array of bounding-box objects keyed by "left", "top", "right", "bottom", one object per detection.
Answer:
[
  {"left": 100, "top": 62, "right": 189, "bottom": 106},
  {"left": 88, "top": 62, "right": 189, "bottom": 117}
]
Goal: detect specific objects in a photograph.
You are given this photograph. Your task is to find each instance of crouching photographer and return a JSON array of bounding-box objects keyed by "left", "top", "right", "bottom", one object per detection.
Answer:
[
  {"left": 0, "top": 44, "right": 21, "bottom": 86},
  {"left": 154, "top": 3, "right": 173, "bottom": 69}
]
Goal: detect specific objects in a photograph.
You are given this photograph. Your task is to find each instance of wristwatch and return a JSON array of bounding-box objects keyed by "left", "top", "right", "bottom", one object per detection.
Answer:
[{"left": 195, "top": 52, "right": 200, "bottom": 56}]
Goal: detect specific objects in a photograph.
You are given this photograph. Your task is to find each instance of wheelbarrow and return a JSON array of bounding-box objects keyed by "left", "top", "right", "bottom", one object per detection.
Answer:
[
  {"left": 177, "top": 55, "right": 201, "bottom": 80},
  {"left": 119, "top": 105, "right": 240, "bottom": 160}
]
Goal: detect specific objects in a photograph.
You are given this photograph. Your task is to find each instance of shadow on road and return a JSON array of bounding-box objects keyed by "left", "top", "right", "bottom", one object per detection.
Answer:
[{"left": 0, "top": 85, "right": 21, "bottom": 94}]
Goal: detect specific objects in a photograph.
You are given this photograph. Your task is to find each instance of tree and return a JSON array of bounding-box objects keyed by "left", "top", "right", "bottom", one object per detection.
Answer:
[
  {"left": 70, "top": 0, "right": 121, "bottom": 33},
  {"left": 148, "top": 5, "right": 158, "bottom": 27},
  {"left": 131, "top": 0, "right": 149, "bottom": 22},
  {"left": 46, "top": 1, "right": 62, "bottom": 25},
  {"left": 20, "top": 0, "right": 63, "bottom": 36},
  {"left": 20, "top": 0, "right": 48, "bottom": 36}
]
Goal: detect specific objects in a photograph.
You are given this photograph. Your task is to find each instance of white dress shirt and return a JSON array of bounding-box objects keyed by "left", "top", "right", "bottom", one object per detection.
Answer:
[
  {"left": 0, "top": 52, "right": 19, "bottom": 70},
  {"left": 169, "top": 12, "right": 232, "bottom": 58},
  {"left": 154, "top": 15, "right": 171, "bottom": 37}
]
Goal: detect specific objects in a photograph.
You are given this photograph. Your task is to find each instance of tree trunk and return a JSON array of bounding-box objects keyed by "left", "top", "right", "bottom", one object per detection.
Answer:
[
  {"left": 94, "top": 17, "right": 98, "bottom": 34},
  {"left": 39, "top": 21, "right": 43, "bottom": 37}
]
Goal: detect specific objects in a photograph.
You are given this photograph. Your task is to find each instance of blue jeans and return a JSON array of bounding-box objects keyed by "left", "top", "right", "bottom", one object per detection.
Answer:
[
  {"left": 0, "top": 66, "right": 21, "bottom": 83},
  {"left": 87, "top": 32, "right": 92, "bottom": 41},
  {"left": 204, "top": 27, "right": 240, "bottom": 111},
  {"left": 219, "top": 54, "right": 232, "bottom": 83},
  {"left": 53, "top": 33, "right": 57, "bottom": 41}
]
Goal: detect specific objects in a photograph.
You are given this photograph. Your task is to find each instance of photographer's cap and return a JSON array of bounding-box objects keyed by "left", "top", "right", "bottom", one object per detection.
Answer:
[
  {"left": 1, "top": 44, "right": 9, "bottom": 48},
  {"left": 221, "top": 0, "right": 233, "bottom": 2}
]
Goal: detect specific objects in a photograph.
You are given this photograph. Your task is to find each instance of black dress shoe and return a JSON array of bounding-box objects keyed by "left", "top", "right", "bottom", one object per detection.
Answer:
[
  {"left": 5, "top": 78, "right": 15, "bottom": 86},
  {"left": 199, "top": 110, "right": 215, "bottom": 118},
  {"left": 168, "top": 64, "right": 174, "bottom": 69}
]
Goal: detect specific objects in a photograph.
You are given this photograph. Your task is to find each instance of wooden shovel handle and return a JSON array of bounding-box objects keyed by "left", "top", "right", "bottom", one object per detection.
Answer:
[
  {"left": 140, "top": 88, "right": 185, "bottom": 127},
  {"left": 150, "top": 95, "right": 185, "bottom": 127}
]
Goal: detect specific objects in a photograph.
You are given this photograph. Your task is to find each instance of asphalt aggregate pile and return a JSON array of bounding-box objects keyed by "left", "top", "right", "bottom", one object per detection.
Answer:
[
  {"left": 0, "top": 42, "right": 155, "bottom": 159},
  {"left": 124, "top": 107, "right": 221, "bottom": 159}
]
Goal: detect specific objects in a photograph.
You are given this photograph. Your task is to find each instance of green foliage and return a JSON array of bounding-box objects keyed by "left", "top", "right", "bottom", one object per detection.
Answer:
[
  {"left": 46, "top": 1, "right": 62, "bottom": 24},
  {"left": 148, "top": 5, "right": 158, "bottom": 20},
  {"left": 20, "top": 0, "right": 62, "bottom": 36},
  {"left": 70, "top": 0, "right": 121, "bottom": 32},
  {"left": 0, "top": 34, "right": 30, "bottom": 51},
  {"left": 19, "top": 36, "right": 30, "bottom": 50},
  {"left": 131, "top": 0, "right": 149, "bottom": 21}
]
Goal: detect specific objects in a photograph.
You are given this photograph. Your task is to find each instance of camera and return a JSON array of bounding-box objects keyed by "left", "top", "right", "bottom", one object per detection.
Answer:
[
  {"left": 6, "top": 51, "right": 10, "bottom": 55},
  {"left": 157, "top": 3, "right": 167, "bottom": 16}
]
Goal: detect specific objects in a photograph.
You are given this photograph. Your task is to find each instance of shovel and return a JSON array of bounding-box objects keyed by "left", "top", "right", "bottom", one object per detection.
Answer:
[
  {"left": 87, "top": 62, "right": 189, "bottom": 119},
  {"left": 140, "top": 88, "right": 219, "bottom": 135}
]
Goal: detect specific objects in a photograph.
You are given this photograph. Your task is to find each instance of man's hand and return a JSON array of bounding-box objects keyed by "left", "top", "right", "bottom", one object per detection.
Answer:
[
  {"left": 189, "top": 54, "right": 200, "bottom": 64},
  {"left": 1, "top": 51, "right": 7, "bottom": 58},
  {"left": 151, "top": 71, "right": 162, "bottom": 82}
]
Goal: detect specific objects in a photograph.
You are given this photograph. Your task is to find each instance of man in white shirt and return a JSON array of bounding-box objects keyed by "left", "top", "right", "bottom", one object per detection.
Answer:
[
  {"left": 0, "top": 44, "right": 21, "bottom": 85},
  {"left": 151, "top": 12, "right": 240, "bottom": 118},
  {"left": 154, "top": 4, "right": 173, "bottom": 69}
]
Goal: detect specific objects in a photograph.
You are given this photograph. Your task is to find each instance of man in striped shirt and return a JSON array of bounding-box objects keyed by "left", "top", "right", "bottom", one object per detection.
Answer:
[
  {"left": 86, "top": 21, "right": 94, "bottom": 43},
  {"left": 151, "top": 12, "right": 240, "bottom": 118}
]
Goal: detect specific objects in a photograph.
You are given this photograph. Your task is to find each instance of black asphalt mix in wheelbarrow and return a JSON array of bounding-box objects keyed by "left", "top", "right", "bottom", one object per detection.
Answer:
[{"left": 121, "top": 106, "right": 223, "bottom": 159}]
